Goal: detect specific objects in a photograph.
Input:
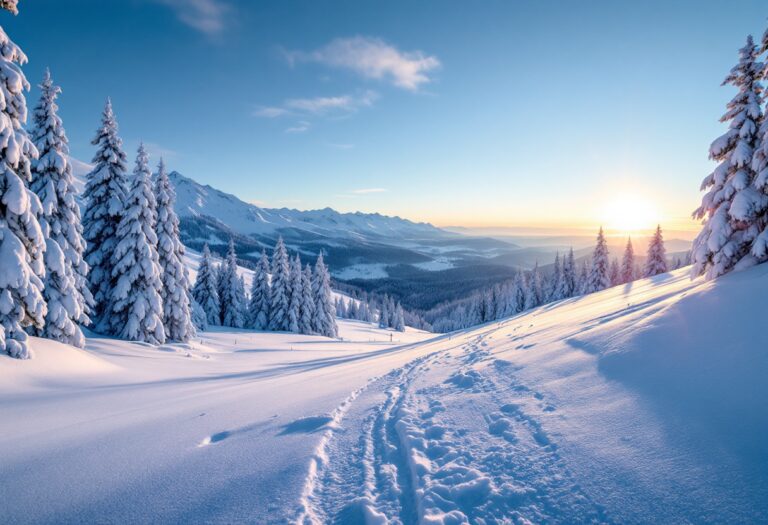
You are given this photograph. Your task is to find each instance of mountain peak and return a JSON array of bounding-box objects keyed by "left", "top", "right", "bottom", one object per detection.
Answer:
[{"left": 170, "top": 170, "right": 449, "bottom": 240}]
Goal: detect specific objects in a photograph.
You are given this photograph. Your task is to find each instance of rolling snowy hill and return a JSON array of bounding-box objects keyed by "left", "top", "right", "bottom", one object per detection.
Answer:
[{"left": 2, "top": 264, "right": 766, "bottom": 523}]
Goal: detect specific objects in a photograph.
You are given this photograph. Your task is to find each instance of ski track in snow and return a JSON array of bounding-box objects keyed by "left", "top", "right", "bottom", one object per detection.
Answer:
[{"left": 296, "top": 326, "right": 607, "bottom": 524}]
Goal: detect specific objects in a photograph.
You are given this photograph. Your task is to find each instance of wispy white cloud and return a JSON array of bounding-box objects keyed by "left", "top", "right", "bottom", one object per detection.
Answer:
[
  {"left": 253, "top": 90, "right": 378, "bottom": 122},
  {"left": 351, "top": 188, "right": 388, "bottom": 194},
  {"left": 285, "top": 121, "right": 311, "bottom": 134},
  {"left": 285, "top": 36, "right": 440, "bottom": 91},
  {"left": 153, "top": 0, "right": 231, "bottom": 35},
  {"left": 285, "top": 91, "right": 377, "bottom": 114},
  {"left": 253, "top": 106, "right": 290, "bottom": 118}
]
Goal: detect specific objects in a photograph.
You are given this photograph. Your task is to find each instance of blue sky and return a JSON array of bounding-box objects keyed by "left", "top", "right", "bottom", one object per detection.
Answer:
[{"left": 4, "top": 0, "right": 768, "bottom": 230}]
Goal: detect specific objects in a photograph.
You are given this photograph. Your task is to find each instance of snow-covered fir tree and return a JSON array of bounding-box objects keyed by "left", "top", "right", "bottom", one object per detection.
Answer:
[
  {"left": 29, "top": 69, "right": 91, "bottom": 347},
  {"left": 585, "top": 227, "right": 611, "bottom": 293},
  {"left": 247, "top": 249, "right": 270, "bottom": 330},
  {"left": 154, "top": 159, "right": 194, "bottom": 341},
  {"left": 191, "top": 298, "right": 208, "bottom": 332},
  {"left": 548, "top": 253, "right": 563, "bottom": 301},
  {"left": 378, "top": 298, "right": 389, "bottom": 328},
  {"left": 393, "top": 303, "right": 405, "bottom": 332},
  {"left": 0, "top": 22, "right": 45, "bottom": 358},
  {"left": 692, "top": 36, "right": 766, "bottom": 279},
  {"left": 347, "top": 297, "right": 359, "bottom": 319},
  {"left": 299, "top": 263, "right": 315, "bottom": 334},
  {"left": 531, "top": 263, "right": 544, "bottom": 305},
  {"left": 215, "top": 260, "right": 226, "bottom": 324},
  {"left": 312, "top": 252, "right": 337, "bottom": 338},
  {"left": 192, "top": 244, "right": 220, "bottom": 326},
  {"left": 644, "top": 225, "right": 668, "bottom": 277},
  {"left": 269, "top": 236, "right": 291, "bottom": 331},
  {"left": 620, "top": 238, "right": 635, "bottom": 284},
  {"left": 750, "top": 28, "right": 768, "bottom": 263},
  {"left": 82, "top": 99, "right": 128, "bottom": 332},
  {"left": 110, "top": 144, "right": 165, "bottom": 344},
  {"left": 287, "top": 254, "right": 303, "bottom": 333},
  {"left": 358, "top": 299, "right": 372, "bottom": 323},
  {"left": 609, "top": 257, "right": 620, "bottom": 286},
  {"left": 512, "top": 271, "right": 526, "bottom": 313},
  {"left": 220, "top": 239, "right": 246, "bottom": 328},
  {"left": 560, "top": 248, "right": 577, "bottom": 299},
  {"left": 523, "top": 269, "right": 538, "bottom": 310},
  {"left": 387, "top": 296, "right": 397, "bottom": 327},
  {"left": 577, "top": 259, "right": 589, "bottom": 295},
  {"left": 235, "top": 275, "right": 247, "bottom": 326},
  {"left": 335, "top": 297, "right": 346, "bottom": 318},
  {"left": 478, "top": 292, "right": 491, "bottom": 323}
]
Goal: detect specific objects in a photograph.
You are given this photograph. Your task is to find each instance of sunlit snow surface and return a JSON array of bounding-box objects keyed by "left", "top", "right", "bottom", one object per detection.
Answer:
[{"left": 2, "top": 266, "right": 767, "bottom": 523}]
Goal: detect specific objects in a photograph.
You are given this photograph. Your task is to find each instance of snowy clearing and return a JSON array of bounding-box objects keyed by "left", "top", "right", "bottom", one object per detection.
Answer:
[
  {"left": 413, "top": 256, "right": 456, "bottom": 272},
  {"left": 2, "top": 266, "right": 767, "bottom": 523},
  {"left": 333, "top": 263, "right": 390, "bottom": 280}
]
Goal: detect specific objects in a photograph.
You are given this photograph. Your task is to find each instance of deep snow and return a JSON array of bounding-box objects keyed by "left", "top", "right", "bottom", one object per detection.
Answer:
[{"left": 2, "top": 265, "right": 767, "bottom": 523}]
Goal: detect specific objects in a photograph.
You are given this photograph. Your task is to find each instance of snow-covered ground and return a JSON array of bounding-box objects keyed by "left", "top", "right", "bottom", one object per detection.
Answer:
[
  {"left": 2, "top": 265, "right": 767, "bottom": 523},
  {"left": 413, "top": 256, "right": 455, "bottom": 272},
  {"left": 0, "top": 320, "right": 435, "bottom": 524},
  {"left": 333, "top": 262, "right": 390, "bottom": 280}
]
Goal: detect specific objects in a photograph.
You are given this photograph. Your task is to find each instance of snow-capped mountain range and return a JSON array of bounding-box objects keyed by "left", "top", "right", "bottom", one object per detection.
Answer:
[
  {"left": 71, "top": 158, "right": 518, "bottom": 277},
  {"left": 168, "top": 171, "right": 448, "bottom": 241}
]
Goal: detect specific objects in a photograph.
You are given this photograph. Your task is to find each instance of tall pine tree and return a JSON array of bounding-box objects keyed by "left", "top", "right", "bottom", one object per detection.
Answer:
[
  {"left": 312, "top": 252, "right": 337, "bottom": 338},
  {"left": 620, "top": 237, "right": 635, "bottom": 284},
  {"left": 220, "top": 239, "right": 246, "bottom": 328},
  {"left": 692, "top": 36, "right": 765, "bottom": 279},
  {"left": 29, "top": 69, "right": 91, "bottom": 347},
  {"left": 0, "top": 20, "right": 45, "bottom": 358},
  {"left": 299, "top": 263, "right": 315, "bottom": 334},
  {"left": 560, "top": 248, "right": 577, "bottom": 299},
  {"left": 82, "top": 99, "right": 128, "bottom": 332},
  {"left": 378, "top": 299, "right": 389, "bottom": 329},
  {"left": 111, "top": 144, "right": 165, "bottom": 344},
  {"left": 268, "top": 236, "right": 291, "bottom": 331},
  {"left": 585, "top": 227, "right": 610, "bottom": 293},
  {"left": 191, "top": 298, "right": 208, "bottom": 332},
  {"left": 511, "top": 271, "right": 526, "bottom": 313},
  {"left": 751, "top": 27, "right": 768, "bottom": 263},
  {"left": 287, "top": 253, "right": 303, "bottom": 333},
  {"left": 609, "top": 257, "right": 620, "bottom": 286},
  {"left": 192, "top": 244, "right": 220, "bottom": 326},
  {"left": 247, "top": 249, "right": 270, "bottom": 330},
  {"left": 548, "top": 253, "right": 562, "bottom": 301},
  {"left": 393, "top": 303, "right": 405, "bottom": 332},
  {"left": 644, "top": 225, "right": 668, "bottom": 277},
  {"left": 155, "top": 159, "right": 194, "bottom": 342}
]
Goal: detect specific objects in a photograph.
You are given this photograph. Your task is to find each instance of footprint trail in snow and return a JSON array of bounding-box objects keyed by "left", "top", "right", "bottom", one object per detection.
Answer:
[{"left": 296, "top": 330, "right": 608, "bottom": 524}]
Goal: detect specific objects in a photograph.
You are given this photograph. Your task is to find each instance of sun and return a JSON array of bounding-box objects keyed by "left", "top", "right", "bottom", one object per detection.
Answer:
[{"left": 601, "top": 195, "right": 659, "bottom": 234}]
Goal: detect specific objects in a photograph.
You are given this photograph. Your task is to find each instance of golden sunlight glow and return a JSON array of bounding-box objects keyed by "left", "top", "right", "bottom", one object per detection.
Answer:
[{"left": 601, "top": 195, "right": 660, "bottom": 234}]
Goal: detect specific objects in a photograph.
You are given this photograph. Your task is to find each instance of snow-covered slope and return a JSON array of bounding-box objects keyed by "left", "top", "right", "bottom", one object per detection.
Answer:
[
  {"left": 298, "top": 265, "right": 768, "bottom": 524},
  {"left": 2, "top": 265, "right": 766, "bottom": 523}
]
